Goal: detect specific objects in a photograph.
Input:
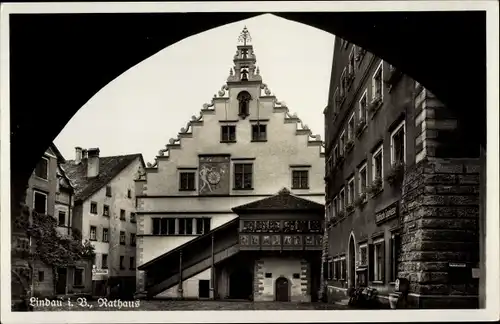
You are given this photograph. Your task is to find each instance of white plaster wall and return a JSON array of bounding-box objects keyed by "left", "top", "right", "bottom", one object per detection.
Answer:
[
  {"left": 140, "top": 236, "right": 193, "bottom": 266},
  {"left": 259, "top": 257, "right": 306, "bottom": 301},
  {"left": 156, "top": 268, "right": 211, "bottom": 298},
  {"left": 80, "top": 157, "right": 144, "bottom": 277}
]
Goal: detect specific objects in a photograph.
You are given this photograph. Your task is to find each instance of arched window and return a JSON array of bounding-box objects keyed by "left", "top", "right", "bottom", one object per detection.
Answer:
[{"left": 237, "top": 91, "right": 251, "bottom": 119}]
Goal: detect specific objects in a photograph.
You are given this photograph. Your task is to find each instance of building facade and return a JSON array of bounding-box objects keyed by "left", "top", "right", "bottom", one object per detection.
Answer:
[
  {"left": 135, "top": 27, "right": 326, "bottom": 302},
  {"left": 63, "top": 148, "right": 145, "bottom": 296},
  {"left": 323, "top": 38, "right": 481, "bottom": 309},
  {"left": 22, "top": 144, "right": 92, "bottom": 297}
]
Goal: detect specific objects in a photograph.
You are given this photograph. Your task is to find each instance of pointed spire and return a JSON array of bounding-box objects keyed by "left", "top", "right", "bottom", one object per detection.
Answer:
[{"left": 237, "top": 26, "right": 252, "bottom": 46}]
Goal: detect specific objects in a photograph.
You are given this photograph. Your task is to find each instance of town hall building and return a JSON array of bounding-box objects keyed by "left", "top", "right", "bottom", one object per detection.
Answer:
[{"left": 135, "top": 27, "right": 326, "bottom": 302}]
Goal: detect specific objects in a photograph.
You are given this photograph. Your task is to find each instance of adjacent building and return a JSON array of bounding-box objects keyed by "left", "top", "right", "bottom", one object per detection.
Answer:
[
  {"left": 135, "top": 27, "right": 326, "bottom": 302},
  {"left": 24, "top": 144, "right": 92, "bottom": 297},
  {"left": 323, "top": 37, "right": 481, "bottom": 308},
  {"left": 63, "top": 147, "right": 145, "bottom": 296}
]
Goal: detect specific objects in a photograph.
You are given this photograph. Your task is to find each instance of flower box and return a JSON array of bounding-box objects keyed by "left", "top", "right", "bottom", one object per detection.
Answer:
[
  {"left": 368, "top": 95, "right": 383, "bottom": 115},
  {"left": 354, "top": 193, "right": 367, "bottom": 207},
  {"left": 367, "top": 177, "right": 383, "bottom": 196},
  {"left": 386, "top": 161, "right": 405, "bottom": 186},
  {"left": 335, "top": 155, "right": 345, "bottom": 167},
  {"left": 346, "top": 204, "right": 355, "bottom": 214},
  {"left": 337, "top": 210, "right": 345, "bottom": 219},
  {"left": 355, "top": 120, "right": 366, "bottom": 137},
  {"left": 345, "top": 139, "right": 355, "bottom": 152}
]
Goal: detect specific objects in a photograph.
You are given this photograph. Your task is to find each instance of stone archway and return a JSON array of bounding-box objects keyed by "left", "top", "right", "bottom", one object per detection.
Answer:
[{"left": 275, "top": 276, "right": 290, "bottom": 302}]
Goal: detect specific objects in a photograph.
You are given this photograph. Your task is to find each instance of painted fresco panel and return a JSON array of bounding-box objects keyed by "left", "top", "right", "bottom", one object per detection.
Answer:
[{"left": 198, "top": 155, "right": 230, "bottom": 195}]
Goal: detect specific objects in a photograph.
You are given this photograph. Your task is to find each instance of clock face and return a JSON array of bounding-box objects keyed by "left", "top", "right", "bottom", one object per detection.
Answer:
[{"left": 207, "top": 171, "right": 221, "bottom": 185}]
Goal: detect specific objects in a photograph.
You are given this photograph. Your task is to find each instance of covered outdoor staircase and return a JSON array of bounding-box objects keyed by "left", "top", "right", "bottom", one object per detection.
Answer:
[{"left": 138, "top": 218, "right": 240, "bottom": 298}]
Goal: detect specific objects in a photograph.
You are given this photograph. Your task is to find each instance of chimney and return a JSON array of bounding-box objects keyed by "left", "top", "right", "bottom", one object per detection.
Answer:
[
  {"left": 75, "top": 147, "right": 83, "bottom": 165},
  {"left": 82, "top": 149, "right": 88, "bottom": 159},
  {"left": 87, "top": 148, "right": 100, "bottom": 178}
]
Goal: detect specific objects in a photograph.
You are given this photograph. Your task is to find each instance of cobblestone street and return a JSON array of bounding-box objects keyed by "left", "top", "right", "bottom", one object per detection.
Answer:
[{"left": 33, "top": 299, "right": 349, "bottom": 311}]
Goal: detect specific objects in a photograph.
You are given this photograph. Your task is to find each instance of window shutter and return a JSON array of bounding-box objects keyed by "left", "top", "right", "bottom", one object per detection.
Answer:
[
  {"left": 368, "top": 243, "right": 374, "bottom": 282},
  {"left": 389, "top": 236, "right": 394, "bottom": 282}
]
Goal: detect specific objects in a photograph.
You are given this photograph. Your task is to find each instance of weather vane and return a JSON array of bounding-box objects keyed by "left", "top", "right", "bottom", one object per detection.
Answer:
[{"left": 238, "top": 26, "right": 252, "bottom": 46}]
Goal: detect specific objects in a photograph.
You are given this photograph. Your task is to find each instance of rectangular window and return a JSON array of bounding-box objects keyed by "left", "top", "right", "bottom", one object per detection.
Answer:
[
  {"left": 292, "top": 170, "right": 309, "bottom": 189},
  {"left": 58, "top": 211, "right": 66, "bottom": 226},
  {"left": 74, "top": 268, "right": 84, "bottom": 286},
  {"left": 120, "top": 231, "right": 126, "bottom": 245},
  {"left": 102, "top": 254, "right": 108, "bottom": 269},
  {"left": 333, "top": 145, "right": 339, "bottom": 163},
  {"left": 372, "top": 145, "right": 384, "bottom": 182},
  {"left": 348, "top": 114, "right": 355, "bottom": 141},
  {"left": 359, "top": 90, "right": 368, "bottom": 122},
  {"left": 340, "top": 68, "right": 347, "bottom": 97},
  {"left": 90, "top": 226, "right": 97, "bottom": 241},
  {"left": 332, "top": 88, "right": 339, "bottom": 114},
  {"left": 348, "top": 47, "right": 355, "bottom": 76},
  {"left": 106, "top": 185, "right": 112, "bottom": 197},
  {"left": 120, "top": 209, "right": 126, "bottom": 221},
  {"left": 90, "top": 202, "right": 98, "bottom": 214},
  {"left": 195, "top": 218, "right": 210, "bottom": 235},
  {"left": 328, "top": 259, "right": 333, "bottom": 279},
  {"left": 347, "top": 176, "right": 355, "bottom": 205},
  {"left": 102, "top": 228, "right": 109, "bottom": 242},
  {"left": 130, "top": 257, "right": 135, "bottom": 270},
  {"left": 160, "top": 218, "right": 169, "bottom": 235},
  {"left": 251, "top": 124, "right": 267, "bottom": 141},
  {"left": 339, "top": 188, "right": 345, "bottom": 211},
  {"left": 339, "top": 131, "right": 345, "bottom": 156},
  {"left": 234, "top": 163, "right": 253, "bottom": 190},
  {"left": 203, "top": 218, "right": 211, "bottom": 234},
  {"left": 372, "top": 61, "right": 383, "bottom": 101},
  {"left": 374, "top": 239, "right": 385, "bottom": 282},
  {"left": 103, "top": 205, "right": 110, "bottom": 217},
  {"left": 221, "top": 125, "right": 236, "bottom": 142},
  {"left": 130, "top": 233, "right": 136, "bottom": 246},
  {"left": 179, "top": 218, "right": 194, "bottom": 235},
  {"left": 265, "top": 273, "right": 272, "bottom": 278},
  {"left": 167, "top": 218, "right": 175, "bottom": 235},
  {"left": 127, "top": 189, "right": 132, "bottom": 198},
  {"left": 152, "top": 218, "right": 160, "bottom": 234},
  {"left": 38, "top": 271, "right": 44, "bottom": 282},
  {"left": 179, "top": 172, "right": 196, "bottom": 191},
  {"left": 359, "top": 244, "right": 368, "bottom": 266},
  {"left": 33, "top": 191, "right": 47, "bottom": 214},
  {"left": 340, "top": 257, "right": 346, "bottom": 280},
  {"left": 34, "top": 157, "right": 49, "bottom": 180},
  {"left": 359, "top": 163, "right": 368, "bottom": 195},
  {"left": 332, "top": 197, "right": 338, "bottom": 218},
  {"left": 391, "top": 121, "right": 406, "bottom": 165},
  {"left": 120, "top": 256, "right": 125, "bottom": 270},
  {"left": 130, "top": 212, "right": 136, "bottom": 223}
]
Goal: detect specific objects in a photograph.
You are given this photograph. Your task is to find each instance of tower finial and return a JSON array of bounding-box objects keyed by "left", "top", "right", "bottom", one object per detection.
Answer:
[{"left": 237, "top": 26, "right": 252, "bottom": 46}]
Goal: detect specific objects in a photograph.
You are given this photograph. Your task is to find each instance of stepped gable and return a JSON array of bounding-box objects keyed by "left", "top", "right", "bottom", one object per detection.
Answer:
[
  {"left": 145, "top": 26, "right": 325, "bottom": 169},
  {"left": 63, "top": 153, "right": 143, "bottom": 203},
  {"left": 232, "top": 187, "right": 324, "bottom": 213}
]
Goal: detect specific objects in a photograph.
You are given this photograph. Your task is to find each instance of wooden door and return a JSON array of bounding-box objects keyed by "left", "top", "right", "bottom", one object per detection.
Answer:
[
  {"left": 198, "top": 280, "right": 210, "bottom": 298},
  {"left": 55, "top": 268, "right": 67, "bottom": 294},
  {"left": 275, "top": 277, "right": 289, "bottom": 302}
]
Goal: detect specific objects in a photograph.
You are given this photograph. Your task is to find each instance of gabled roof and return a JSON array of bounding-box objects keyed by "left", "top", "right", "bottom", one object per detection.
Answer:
[
  {"left": 232, "top": 188, "right": 324, "bottom": 213},
  {"left": 49, "top": 143, "right": 66, "bottom": 163},
  {"left": 62, "top": 153, "right": 144, "bottom": 203}
]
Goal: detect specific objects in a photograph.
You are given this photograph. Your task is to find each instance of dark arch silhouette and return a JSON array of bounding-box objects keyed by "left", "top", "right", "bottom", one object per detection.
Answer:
[
  {"left": 9, "top": 11, "right": 486, "bottom": 219},
  {"left": 348, "top": 235, "right": 356, "bottom": 288},
  {"left": 229, "top": 267, "right": 253, "bottom": 300},
  {"left": 275, "top": 276, "right": 290, "bottom": 302}
]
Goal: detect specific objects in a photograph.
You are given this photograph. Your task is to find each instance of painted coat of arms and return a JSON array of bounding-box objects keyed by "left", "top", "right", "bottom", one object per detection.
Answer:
[{"left": 198, "top": 155, "right": 230, "bottom": 195}]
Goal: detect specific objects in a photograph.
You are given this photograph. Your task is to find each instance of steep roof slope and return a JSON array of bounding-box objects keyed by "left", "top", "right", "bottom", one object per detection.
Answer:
[
  {"left": 62, "top": 154, "right": 143, "bottom": 203},
  {"left": 232, "top": 188, "right": 324, "bottom": 213}
]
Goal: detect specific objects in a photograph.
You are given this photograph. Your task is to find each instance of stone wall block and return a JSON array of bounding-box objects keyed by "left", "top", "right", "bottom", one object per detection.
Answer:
[
  {"left": 416, "top": 271, "right": 449, "bottom": 284},
  {"left": 457, "top": 174, "right": 480, "bottom": 185},
  {"left": 401, "top": 251, "right": 470, "bottom": 262},
  {"left": 423, "top": 174, "right": 457, "bottom": 185},
  {"left": 420, "top": 229, "right": 478, "bottom": 242},
  {"left": 433, "top": 185, "right": 478, "bottom": 195},
  {"left": 416, "top": 218, "right": 478, "bottom": 231},
  {"left": 416, "top": 284, "right": 450, "bottom": 295},
  {"left": 427, "top": 160, "right": 464, "bottom": 174}
]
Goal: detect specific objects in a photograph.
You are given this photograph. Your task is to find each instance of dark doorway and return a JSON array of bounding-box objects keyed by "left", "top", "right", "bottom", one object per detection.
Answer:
[
  {"left": 198, "top": 280, "right": 210, "bottom": 298},
  {"left": 229, "top": 267, "right": 253, "bottom": 300},
  {"left": 349, "top": 236, "right": 356, "bottom": 288},
  {"left": 275, "top": 277, "right": 289, "bottom": 302},
  {"left": 55, "top": 268, "right": 67, "bottom": 294}
]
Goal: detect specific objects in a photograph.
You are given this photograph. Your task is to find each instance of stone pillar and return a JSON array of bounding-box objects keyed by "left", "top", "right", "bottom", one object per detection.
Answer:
[
  {"left": 400, "top": 158, "right": 480, "bottom": 309},
  {"left": 253, "top": 259, "right": 264, "bottom": 301},
  {"left": 177, "top": 251, "right": 183, "bottom": 299},
  {"left": 209, "top": 234, "right": 215, "bottom": 299},
  {"left": 300, "top": 260, "right": 311, "bottom": 302}
]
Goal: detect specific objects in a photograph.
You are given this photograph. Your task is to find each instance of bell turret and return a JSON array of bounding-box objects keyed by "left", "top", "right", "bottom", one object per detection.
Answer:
[{"left": 227, "top": 26, "right": 262, "bottom": 83}]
